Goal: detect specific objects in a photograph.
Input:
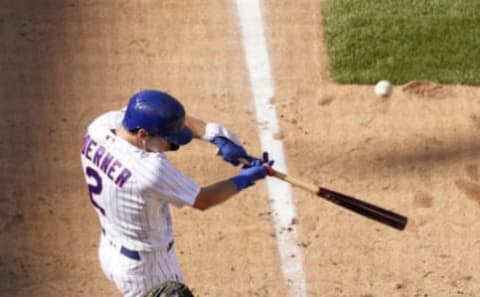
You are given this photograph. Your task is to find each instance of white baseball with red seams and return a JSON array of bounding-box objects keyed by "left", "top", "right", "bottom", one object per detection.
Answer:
[{"left": 80, "top": 110, "right": 200, "bottom": 297}]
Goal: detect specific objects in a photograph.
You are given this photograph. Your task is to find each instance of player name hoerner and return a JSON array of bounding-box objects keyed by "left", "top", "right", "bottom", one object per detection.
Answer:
[{"left": 81, "top": 133, "right": 132, "bottom": 187}]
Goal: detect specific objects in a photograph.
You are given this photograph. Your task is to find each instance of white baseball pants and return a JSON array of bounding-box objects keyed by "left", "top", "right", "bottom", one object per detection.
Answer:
[{"left": 98, "top": 233, "right": 182, "bottom": 297}]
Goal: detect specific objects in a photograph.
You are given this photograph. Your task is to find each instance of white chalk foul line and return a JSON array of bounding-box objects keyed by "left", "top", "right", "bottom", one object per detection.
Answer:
[{"left": 235, "top": 1, "right": 307, "bottom": 296}]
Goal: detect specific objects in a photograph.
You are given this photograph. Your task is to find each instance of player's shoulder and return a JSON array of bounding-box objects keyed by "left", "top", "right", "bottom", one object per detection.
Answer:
[
  {"left": 86, "top": 110, "right": 124, "bottom": 138},
  {"left": 133, "top": 152, "right": 176, "bottom": 174},
  {"left": 89, "top": 109, "right": 124, "bottom": 130},
  {"left": 138, "top": 151, "right": 168, "bottom": 166}
]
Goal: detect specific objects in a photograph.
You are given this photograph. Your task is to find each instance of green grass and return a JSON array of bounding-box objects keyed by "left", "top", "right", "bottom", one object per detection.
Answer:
[{"left": 322, "top": 0, "right": 480, "bottom": 84}]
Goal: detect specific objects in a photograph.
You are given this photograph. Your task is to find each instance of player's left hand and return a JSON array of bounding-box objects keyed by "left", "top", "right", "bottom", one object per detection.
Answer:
[
  {"left": 211, "top": 136, "right": 248, "bottom": 166},
  {"left": 242, "top": 151, "right": 274, "bottom": 171},
  {"left": 230, "top": 153, "right": 275, "bottom": 190}
]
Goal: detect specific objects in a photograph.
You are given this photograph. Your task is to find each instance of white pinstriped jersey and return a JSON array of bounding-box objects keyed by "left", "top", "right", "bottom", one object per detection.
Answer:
[{"left": 80, "top": 110, "right": 200, "bottom": 252}]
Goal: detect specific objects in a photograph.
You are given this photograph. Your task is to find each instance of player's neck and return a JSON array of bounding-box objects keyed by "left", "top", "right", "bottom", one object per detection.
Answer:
[
  {"left": 117, "top": 126, "right": 142, "bottom": 148},
  {"left": 116, "top": 126, "right": 171, "bottom": 153}
]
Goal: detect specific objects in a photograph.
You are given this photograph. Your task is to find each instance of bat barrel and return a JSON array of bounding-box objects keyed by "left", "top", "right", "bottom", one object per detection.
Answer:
[{"left": 318, "top": 187, "right": 408, "bottom": 230}]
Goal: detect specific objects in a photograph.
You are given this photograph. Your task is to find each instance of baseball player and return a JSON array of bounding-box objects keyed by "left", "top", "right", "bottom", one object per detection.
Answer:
[{"left": 80, "top": 90, "right": 272, "bottom": 297}]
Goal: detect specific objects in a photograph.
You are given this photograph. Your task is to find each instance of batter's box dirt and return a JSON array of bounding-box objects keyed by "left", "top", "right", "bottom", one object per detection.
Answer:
[
  {"left": 455, "top": 179, "right": 480, "bottom": 206},
  {"left": 402, "top": 80, "right": 452, "bottom": 100}
]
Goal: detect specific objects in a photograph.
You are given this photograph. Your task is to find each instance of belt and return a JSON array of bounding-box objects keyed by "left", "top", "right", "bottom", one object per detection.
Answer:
[{"left": 101, "top": 228, "right": 174, "bottom": 261}]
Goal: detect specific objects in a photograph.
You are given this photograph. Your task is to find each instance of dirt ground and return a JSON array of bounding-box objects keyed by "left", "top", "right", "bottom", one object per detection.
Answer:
[{"left": 1, "top": 1, "right": 480, "bottom": 296}]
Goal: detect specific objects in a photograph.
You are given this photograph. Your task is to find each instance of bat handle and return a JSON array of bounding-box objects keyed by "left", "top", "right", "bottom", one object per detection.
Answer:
[
  {"left": 238, "top": 157, "right": 319, "bottom": 193},
  {"left": 274, "top": 171, "right": 320, "bottom": 193}
]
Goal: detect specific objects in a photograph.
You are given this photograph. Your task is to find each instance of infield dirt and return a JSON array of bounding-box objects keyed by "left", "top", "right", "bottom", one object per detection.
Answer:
[{"left": 1, "top": 1, "right": 480, "bottom": 296}]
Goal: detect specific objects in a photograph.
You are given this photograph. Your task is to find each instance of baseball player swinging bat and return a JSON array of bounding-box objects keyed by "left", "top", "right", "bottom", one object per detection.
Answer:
[{"left": 239, "top": 156, "right": 408, "bottom": 231}]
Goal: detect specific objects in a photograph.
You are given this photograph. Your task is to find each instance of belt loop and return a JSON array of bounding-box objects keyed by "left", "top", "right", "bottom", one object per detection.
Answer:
[
  {"left": 120, "top": 246, "right": 141, "bottom": 261},
  {"left": 167, "top": 240, "right": 174, "bottom": 252}
]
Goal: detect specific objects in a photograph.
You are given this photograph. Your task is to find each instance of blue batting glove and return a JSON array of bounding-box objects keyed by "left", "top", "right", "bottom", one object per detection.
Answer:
[
  {"left": 230, "top": 153, "right": 275, "bottom": 190},
  {"left": 211, "top": 136, "right": 248, "bottom": 166}
]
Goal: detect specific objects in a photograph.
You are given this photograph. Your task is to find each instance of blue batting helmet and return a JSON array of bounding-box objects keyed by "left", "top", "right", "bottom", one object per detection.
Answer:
[{"left": 122, "top": 90, "right": 193, "bottom": 146}]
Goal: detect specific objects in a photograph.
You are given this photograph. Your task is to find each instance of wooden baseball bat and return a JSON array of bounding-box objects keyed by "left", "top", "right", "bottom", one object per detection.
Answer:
[{"left": 240, "top": 158, "right": 408, "bottom": 231}]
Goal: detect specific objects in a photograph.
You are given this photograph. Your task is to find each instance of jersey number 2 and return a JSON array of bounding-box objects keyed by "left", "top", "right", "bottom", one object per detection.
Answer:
[{"left": 86, "top": 167, "right": 105, "bottom": 216}]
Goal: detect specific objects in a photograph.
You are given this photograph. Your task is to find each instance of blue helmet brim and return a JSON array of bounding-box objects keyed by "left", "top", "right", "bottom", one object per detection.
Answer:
[{"left": 161, "top": 126, "right": 193, "bottom": 146}]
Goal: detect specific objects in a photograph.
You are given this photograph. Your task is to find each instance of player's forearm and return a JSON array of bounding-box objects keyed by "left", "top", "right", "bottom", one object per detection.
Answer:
[
  {"left": 192, "top": 180, "right": 239, "bottom": 210},
  {"left": 185, "top": 115, "right": 207, "bottom": 139}
]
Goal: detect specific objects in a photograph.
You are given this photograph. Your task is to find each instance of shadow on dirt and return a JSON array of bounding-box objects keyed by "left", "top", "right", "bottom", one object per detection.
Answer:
[
  {"left": 371, "top": 136, "right": 480, "bottom": 172},
  {"left": 0, "top": 2, "right": 72, "bottom": 294}
]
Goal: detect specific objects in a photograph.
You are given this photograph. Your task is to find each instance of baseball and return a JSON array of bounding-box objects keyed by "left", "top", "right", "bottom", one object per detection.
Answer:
[{"left": 374, "top": 80, "right": 393, "bottom": 97}]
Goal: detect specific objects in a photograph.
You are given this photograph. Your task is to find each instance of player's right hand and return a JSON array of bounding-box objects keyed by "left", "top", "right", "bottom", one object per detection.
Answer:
[
  {"left": 230, "top": 152, "right": 274, "bottom": 190},
  {"left": 211, "top": 136, "right": 248, "bottom": 166}
]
